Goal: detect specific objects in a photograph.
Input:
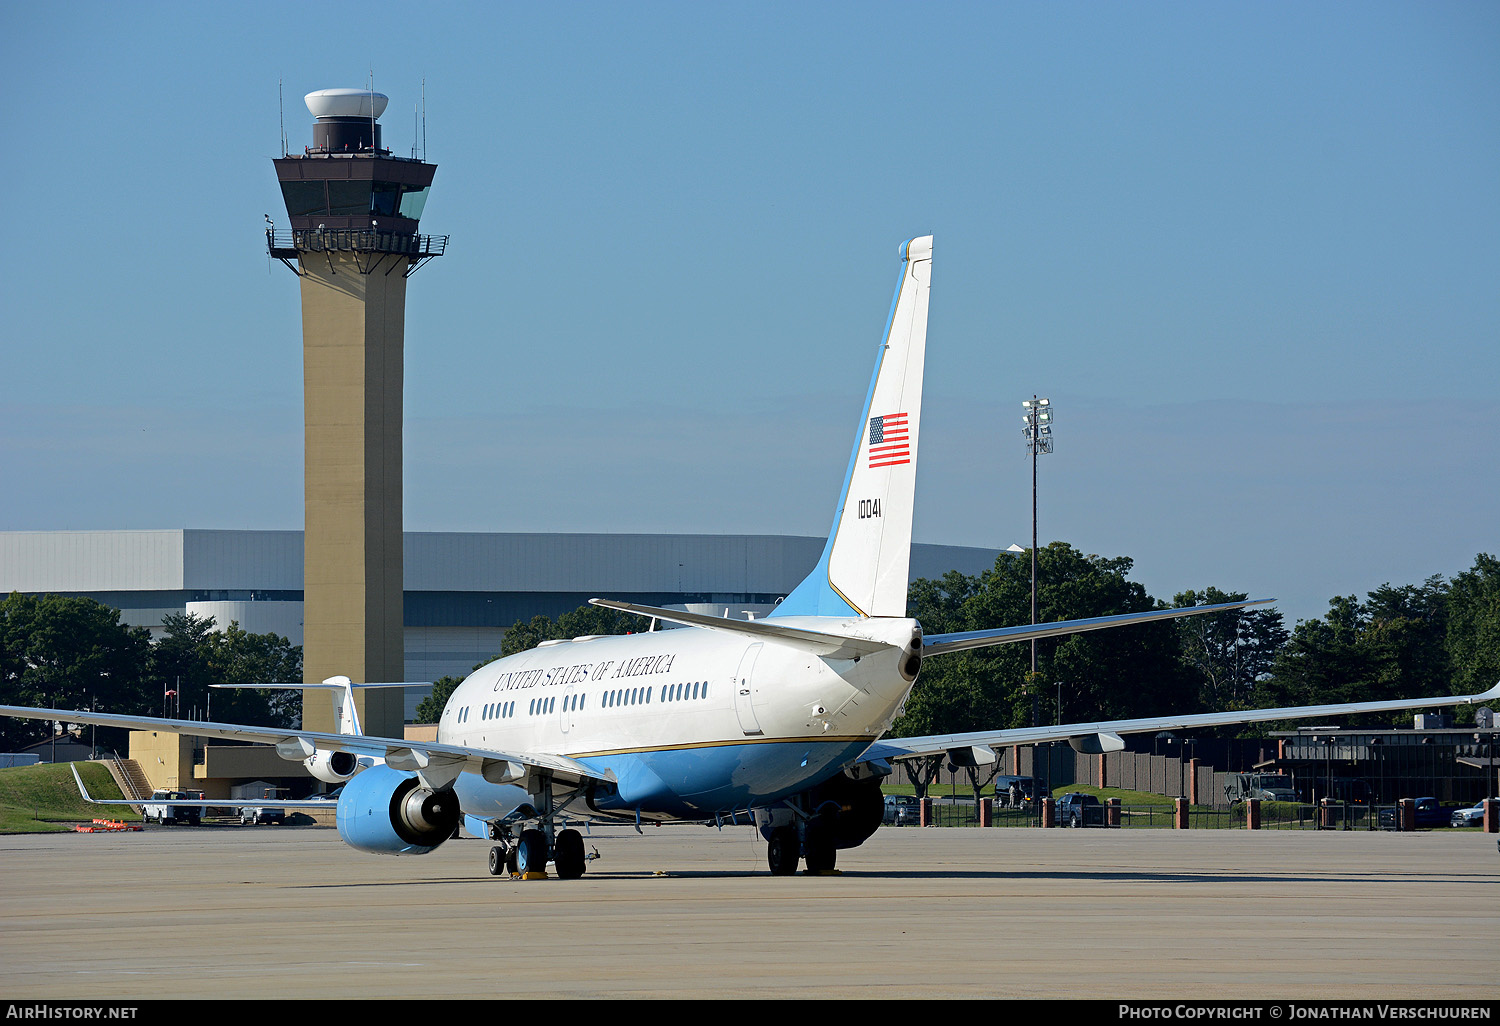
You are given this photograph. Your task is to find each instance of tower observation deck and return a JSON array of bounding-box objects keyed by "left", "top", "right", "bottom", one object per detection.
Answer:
[
  {"left": 268, "top": 87, "right": 446, "bottom": 736},
  {"left": 268, "top": 88, "right": 447, "bottom": 273}
]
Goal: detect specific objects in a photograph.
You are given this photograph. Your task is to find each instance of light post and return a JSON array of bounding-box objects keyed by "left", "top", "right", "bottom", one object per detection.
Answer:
[
  {"left": 1156, "top": 731, "right": 1177, "bottom": 797},
  {"left": 1021, "top": 396, "right": 1054, "bottom": 721}
]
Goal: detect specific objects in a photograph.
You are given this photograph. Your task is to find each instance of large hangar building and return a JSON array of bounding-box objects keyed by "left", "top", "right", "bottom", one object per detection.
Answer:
[{"left": 1, "top": 529, "right": 1001, "bottom": 720}]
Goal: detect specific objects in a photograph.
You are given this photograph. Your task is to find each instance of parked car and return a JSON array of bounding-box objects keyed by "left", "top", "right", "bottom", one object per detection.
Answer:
[
  {"left": 1056, "top": 792, "right": 1104, "bottom": 828},
  {"left": 1450, "top": 799, "right": 1496, "bottom": 828},
  {"left": 883, "top": 794, "right": 919, "bottom": 826}
]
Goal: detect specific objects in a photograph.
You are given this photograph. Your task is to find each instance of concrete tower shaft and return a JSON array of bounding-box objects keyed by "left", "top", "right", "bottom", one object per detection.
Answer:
[{"left": 268, "top": 88, "right": 446, "bottom": 736}]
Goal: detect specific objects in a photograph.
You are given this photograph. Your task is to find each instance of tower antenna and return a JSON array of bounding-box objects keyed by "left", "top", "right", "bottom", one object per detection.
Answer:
[{"left": 279, "top": 79, "right": 286, "bottom": 156}]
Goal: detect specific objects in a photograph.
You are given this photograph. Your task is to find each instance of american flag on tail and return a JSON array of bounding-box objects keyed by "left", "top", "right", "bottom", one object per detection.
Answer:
[{"left": 868, "top": 413, "right": 910, "bottom": 468}]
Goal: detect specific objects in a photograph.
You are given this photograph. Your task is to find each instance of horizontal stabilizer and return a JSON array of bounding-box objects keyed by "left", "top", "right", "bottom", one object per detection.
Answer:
[
  {"left": 209, "top": 679, "right": 429, "bottom": 691},
  {"left": 923, "top": 598, "right": 1274, "bottom": 657},
  {"left": 588, "top": 598, "right": 892, "bottom": 658}
]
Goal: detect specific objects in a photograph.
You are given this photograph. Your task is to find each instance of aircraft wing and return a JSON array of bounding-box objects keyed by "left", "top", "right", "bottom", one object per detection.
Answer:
[
  {"left": 864, "top": 680, "right": 1500, "bottom": 763},
  {"left": 0, "top": 704, "right": 613, "bottom": 791},
  {"left": 68, "top": 765, "right": 336, "bottom": 810},
  {"left": 921, "top": 598, "right": 1272, "bottom": 657}
]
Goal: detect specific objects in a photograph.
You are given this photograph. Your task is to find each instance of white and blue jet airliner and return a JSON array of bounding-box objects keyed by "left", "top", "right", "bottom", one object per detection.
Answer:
[{"left": 7, "top": 235, "right": 1497, "bottom": 878}]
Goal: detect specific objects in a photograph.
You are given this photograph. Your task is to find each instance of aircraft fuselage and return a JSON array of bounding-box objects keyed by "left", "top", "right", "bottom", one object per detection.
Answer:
[{"left": 439, "top": 615, "right": 920, "bottom": 820}]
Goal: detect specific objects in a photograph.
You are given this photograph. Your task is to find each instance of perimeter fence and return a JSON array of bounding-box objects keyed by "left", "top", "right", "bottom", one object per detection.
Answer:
[{"left": 898, "top": 799, "right": 1404, "bottom": 831}]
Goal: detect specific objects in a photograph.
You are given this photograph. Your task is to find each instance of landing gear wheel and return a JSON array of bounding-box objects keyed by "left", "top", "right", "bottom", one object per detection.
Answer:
[
  {"left": 516, "top": 828, "right": 550, "bottom": 875},
  {"left": 554, "top": 828, "right": 586, "bottom": 879},
  {"left": 487, "top": 845, "right": 509, "bottom": 876},
  {"left": 767, "top": 827, "right": 798, "bottom": 876},
  {"left": 803, "top": 819, "right": 837, "bottom": 874}
]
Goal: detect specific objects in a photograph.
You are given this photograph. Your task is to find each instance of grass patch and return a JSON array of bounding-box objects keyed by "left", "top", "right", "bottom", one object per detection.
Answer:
[{"left": 0, "top": 762, "right": 138, "bottom": 833}]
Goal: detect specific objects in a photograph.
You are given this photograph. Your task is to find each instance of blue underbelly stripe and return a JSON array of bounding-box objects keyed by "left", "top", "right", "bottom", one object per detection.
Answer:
[{"left": 579, "top": 738, "right": 873, "bottom": 816}]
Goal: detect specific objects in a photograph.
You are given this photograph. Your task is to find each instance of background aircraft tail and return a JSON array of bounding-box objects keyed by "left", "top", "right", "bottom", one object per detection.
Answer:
[
  {"left": 212, "top": 677, "right": 420, "bottom": 735},
  {"left": 772, "top": 235, "right": 932, "bottom": 619}
]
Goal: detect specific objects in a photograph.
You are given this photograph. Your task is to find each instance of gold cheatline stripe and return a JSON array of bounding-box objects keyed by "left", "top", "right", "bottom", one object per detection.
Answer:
[{"left": 568, "top": 734, "right": 876, "bottom": 759}]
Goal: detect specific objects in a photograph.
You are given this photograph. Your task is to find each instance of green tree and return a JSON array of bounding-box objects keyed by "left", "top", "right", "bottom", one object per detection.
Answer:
[
  {"left": 0, "top": 593, "right": 155, "bottom": 751},
  {"left": 149, "top": 612, "right": 302, "bottom": 728},
  {"left": 897, "top": 543, "right": 1197, "bottom": 737},
  {"left": 1254, "top": 576, "right": 1452, "bottom": 726},
  {"left": 1173, "top": 587, "right": 1288, "bottom": 713},
  {"left": 415, "top": 675, "right": 462, "bottom": 724},
  {"left": 1446, "top": 554, "right": 1500, "bottom": 711},
  {"left": 209, "top": 621, "right": 304, "bottom": 727}
]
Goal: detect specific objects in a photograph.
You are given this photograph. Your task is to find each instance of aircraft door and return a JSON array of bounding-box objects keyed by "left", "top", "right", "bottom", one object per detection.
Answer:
[
  {"left": 733, "top": 643, "right": 764, "bottom": 736},
  {"left": 560, "top": 687, "right": 575, "bottom": 735}
]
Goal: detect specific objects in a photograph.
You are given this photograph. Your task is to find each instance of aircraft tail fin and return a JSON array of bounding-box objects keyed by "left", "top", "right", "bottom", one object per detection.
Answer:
[{"left": 772, "top": 235, "right": 932, "bottom": 619}]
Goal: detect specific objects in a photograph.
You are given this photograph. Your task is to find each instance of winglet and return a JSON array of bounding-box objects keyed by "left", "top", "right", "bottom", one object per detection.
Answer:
[{"left": 71, "top": 764, "right": 133, "bottom": 807}]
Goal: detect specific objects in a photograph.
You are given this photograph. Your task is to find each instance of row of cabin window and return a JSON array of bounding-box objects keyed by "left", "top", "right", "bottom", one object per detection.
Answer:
[
  {"left": 603, "top": 681, "right": 710, "bottom": 708},
  {"left": 463, "top": 681, "right": 713, "bottom": 722}
]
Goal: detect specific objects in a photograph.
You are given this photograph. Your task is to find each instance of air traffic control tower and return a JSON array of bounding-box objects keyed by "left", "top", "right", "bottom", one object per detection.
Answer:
[{"left": 268, "top": 88, "right": 446, "bottom": 736}]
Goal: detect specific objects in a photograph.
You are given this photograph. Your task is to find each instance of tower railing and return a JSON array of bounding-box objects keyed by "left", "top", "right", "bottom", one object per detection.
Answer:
[{"left": 266, "top": 228, "right": 448, "bottom": 276}]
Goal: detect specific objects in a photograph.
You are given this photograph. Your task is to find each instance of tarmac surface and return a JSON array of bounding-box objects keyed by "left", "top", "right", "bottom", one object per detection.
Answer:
[{"left": 2, "top": 822, "right": 1498, "bottom": 1001}]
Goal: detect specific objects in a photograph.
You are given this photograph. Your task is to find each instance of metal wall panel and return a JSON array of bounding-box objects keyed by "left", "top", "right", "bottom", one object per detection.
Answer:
[
  {"left": 182, "top": 530, "right": 303, "bottom": 591},
  {"left": 0, "top": 530, "right": 185, "bottom": 592}
]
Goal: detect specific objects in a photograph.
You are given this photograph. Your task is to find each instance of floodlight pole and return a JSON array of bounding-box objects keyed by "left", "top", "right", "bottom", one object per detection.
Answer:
[
  {"left": 1031, "top": 425, "right": 1038, "bottom": 676},
  {"left": 1022, "top": 397, "right": 1054, "bottom": 721}
]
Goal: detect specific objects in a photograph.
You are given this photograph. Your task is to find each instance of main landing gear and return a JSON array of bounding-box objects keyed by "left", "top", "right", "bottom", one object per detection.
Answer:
[
  {"left": 765, "top": 816, "right": 840, "bottom": 876},
  {"left": 487, "top": 825, "right": 590, "bottom": 879},
  {"left": 484, "top": 776, "right": 593, "bottom": 880},
  {"left": 758, "top": 772, "right": 884, "bottom": 876}
]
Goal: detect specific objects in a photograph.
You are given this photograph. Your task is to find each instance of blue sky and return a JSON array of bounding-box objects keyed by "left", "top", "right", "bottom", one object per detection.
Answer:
[{"left": 2, "top": 2, "right": 1496, "bottom": 627}]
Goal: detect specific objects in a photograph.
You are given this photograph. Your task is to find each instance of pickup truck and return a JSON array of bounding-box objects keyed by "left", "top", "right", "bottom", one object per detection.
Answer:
[
  {"left": 1412, "top": 797, "right": 1452, "bottom": 829},
  {"left": 1450, "top": 799, "right": 1496, "bottom": 828},
  {"left": 1224, "top": 772, "right": 1297, "bottom": 804},
  {"left": 1382, "top": 797, "right": 1457, "bottom": 830},
  {"left": 1056, "top": 792, "right": 1104, "bottom": 828},
  {"left": 882, "top": 794, "right": 918, "bottom": 826},
  {"left": 240, "top": 788, "right": 287, "bottom": 826},
  {"left": 141, "top": 789, "right": 204, "bottom": 825}
]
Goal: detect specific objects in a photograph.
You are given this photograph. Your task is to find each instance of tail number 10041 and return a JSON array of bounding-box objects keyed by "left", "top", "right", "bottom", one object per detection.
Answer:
[{"left": 858, "top": 499, "right": 882, "bottom": 519}]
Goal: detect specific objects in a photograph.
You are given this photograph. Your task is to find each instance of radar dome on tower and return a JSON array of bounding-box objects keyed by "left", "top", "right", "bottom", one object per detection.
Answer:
[{"left": 305, "top": 88, "right": 389, "bottom": 120}]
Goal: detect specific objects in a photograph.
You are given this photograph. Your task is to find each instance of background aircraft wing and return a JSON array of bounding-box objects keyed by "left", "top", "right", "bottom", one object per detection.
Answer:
[
  {"left": 0, "top": 704, "right": 613, "bottom": 791},
  {"left": 863, "top": 680, "right": 1500, "bottom": 763},
  {"left": 68, "top": 765, "right": 334, "bottom": 810}
]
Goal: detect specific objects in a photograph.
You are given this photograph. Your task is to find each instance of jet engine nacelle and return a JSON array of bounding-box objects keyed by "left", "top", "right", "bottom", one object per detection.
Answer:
[
  {"left": 305, "top": 748, "right": 360, "bottom": 784},
  {"left": 335, "top": 764, "right": 460, "bottom": 855}
]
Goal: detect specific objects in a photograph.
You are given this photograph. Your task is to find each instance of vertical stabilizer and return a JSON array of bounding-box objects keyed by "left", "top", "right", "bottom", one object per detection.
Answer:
[
  {"left": 773, "top": 236, "right": 932, "bottom": 619},
  {"left": 325, "top": 676, "right": 362, "bottom": 735}
]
